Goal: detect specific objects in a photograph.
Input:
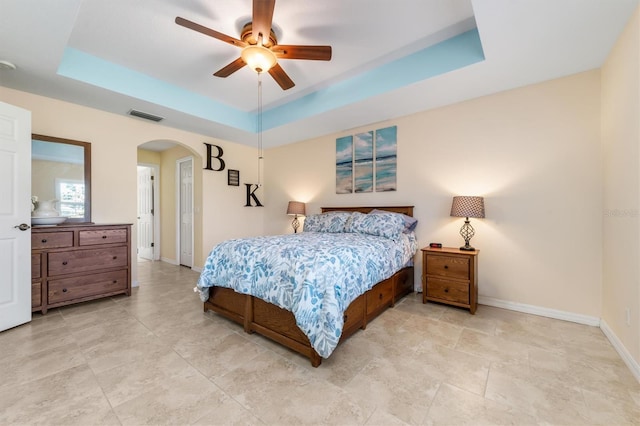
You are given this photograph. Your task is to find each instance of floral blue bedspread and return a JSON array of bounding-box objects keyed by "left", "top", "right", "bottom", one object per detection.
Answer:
[{"left": 196, "top": 231, "right": 416, "bottom": 358}]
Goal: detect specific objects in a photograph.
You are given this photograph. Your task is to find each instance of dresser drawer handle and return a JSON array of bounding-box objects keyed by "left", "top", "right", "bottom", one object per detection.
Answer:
[
  {"left": 113, "top": 280, "right": 118, "bottom": 284},
  {"left": 62, "top": 288, "right": 67, "bottom": 293},
  {"left": 379, "top": 293, "right": 383, "bottom": 300},
  {"left": 112, "top": 256, "right": 117, "bottom": 260},
  {"left": 444, "top": 265, "right": 449, "bottom": 269},
  {"left": 41, "top": 239, "right": 47, "bottom": 243},
  {"left": 62, "top": 261, "right": 68, "bottom": 266},
  {"left": 444, "top": 288, "right": 449, "bottom": 293},
  {"left": 102, "top": 235, "right": 107, "bottom": 239}
]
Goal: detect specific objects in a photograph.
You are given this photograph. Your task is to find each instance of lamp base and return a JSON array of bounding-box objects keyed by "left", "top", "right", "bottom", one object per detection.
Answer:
[
  {"left": 459, "top": 219, "right": 476, "bottom": 251},
  {"left": 291, "top": 216, "right": 300, "bottom": 233}
]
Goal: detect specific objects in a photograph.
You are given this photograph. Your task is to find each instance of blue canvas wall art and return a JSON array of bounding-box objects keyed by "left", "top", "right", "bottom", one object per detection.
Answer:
[
  {"left": 336, "top": 125, "right": 397, "bottom": 193},
  {"left": 354, "top": 131, "right": 374, "bottom": 193},
  {"left": 375, "top": 126, "right": 397, "bottom": 192},
  {"left": 336, "top": 135, "right": 353, "bottom": 194}
]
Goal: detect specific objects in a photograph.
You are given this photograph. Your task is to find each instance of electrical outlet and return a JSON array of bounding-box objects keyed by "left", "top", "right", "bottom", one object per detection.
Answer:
[{"left": 625, "top": 308, "right": 631, "bottom": 326}]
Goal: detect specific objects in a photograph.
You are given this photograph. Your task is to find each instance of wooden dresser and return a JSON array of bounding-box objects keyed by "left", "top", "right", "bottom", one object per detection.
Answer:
[
  {"left": 421, "top": 247, "right": 479, "bottom": 314},
  {"left": 31, "top": 223, "right": 132, "bottom": 314}
]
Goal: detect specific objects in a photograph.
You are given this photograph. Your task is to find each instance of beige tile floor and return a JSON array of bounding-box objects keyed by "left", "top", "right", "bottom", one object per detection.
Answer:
[{"left": 1, "top": 260, "right": 639, "bottom": 425}]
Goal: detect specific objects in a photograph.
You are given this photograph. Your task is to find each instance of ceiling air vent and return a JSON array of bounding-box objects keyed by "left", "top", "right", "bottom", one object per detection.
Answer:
[{"left": 128, "top": 109, "right": 164, "bottom": 122}]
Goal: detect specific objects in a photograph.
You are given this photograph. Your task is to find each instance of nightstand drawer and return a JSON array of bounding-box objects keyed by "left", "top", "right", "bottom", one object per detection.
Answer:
[
  {"left": 426, "top": 255, "right": 469, "bottom": 280},
  {"left": 426, "top": 277, "right": 469, "bottom": 304}
]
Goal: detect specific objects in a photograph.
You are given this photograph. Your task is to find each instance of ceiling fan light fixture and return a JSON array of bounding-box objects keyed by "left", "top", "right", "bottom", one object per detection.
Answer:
[{"left": 241, "top": 45, "right": 277, "bottom": 74}]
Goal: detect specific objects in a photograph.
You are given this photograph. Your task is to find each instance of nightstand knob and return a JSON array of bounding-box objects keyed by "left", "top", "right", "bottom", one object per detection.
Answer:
[
  {"left": 444, "top": 288, "right": 449, "bottom": 293},
  {"left": 444, "top": 265, "right": 449, "bottom": 269}
]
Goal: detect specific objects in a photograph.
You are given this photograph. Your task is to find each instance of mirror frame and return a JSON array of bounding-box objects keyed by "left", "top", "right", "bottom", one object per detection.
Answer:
[{"left": 32, "top": 134, "right": 92, "bottom": 223}]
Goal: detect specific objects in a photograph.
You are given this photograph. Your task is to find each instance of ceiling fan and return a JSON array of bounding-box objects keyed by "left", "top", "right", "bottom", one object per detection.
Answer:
[{"left": 175, "top": 0, "right": 332, "bottom": 90}]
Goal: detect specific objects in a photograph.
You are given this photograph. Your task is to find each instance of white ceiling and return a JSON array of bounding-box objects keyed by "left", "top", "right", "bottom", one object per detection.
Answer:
[{"left": 0, "top": 0, "right": 637, "bottom": 149}]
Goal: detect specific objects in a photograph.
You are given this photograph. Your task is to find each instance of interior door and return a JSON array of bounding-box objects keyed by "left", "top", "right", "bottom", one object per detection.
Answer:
[
  {"left": 0, "top": 101, "right": 32, "bottom": 332},
  {"left": 137, "top": 166, "right": 154, "bottom": 260},
  {"left": 179, "top": 158, "right": 193, "bottom": 267}
]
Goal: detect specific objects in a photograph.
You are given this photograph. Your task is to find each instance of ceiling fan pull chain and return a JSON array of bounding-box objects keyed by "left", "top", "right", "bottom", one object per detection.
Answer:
[{"left": 257, "top": 73, "right": 264, "bottom": 187}]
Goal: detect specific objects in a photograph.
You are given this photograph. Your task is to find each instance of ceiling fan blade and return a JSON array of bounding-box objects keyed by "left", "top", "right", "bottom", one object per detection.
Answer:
[
  {"left": 271, "top": 45, "right": 332, "bottom": 61},
  {"left": 175, "top": 17, "right": 246, "bottom": 48},
  {"left": 268, "top": 63, "right": 295, "bottom": 90},
  {"left": 252, "top": 0, "right": 276, "bottom": 45},
  {"left": 213, "top": 58, "right": 247, "bottom": 77}
]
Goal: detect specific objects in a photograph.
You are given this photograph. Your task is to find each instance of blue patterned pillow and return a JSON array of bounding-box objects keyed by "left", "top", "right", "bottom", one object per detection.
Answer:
[
  {"left": 345, "top": 211, "right": 405, "bottom": 241},
  {"left": 369, "top": 209, "right": 418, "bottom": 233},
  {"left": 303, "top": 212, "right": 351, "bottom": 233}
]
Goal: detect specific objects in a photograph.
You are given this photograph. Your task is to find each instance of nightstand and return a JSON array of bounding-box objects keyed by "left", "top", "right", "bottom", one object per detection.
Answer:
[{"left": 421, "top": 247, "right": 479, "bottom": 314}]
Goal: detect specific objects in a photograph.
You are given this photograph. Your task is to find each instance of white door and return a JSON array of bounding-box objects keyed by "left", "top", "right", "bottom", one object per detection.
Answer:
[
  {"left": 137, "top": 166, "right": 154, "bottom": 260},
  {"left": 178, "top": 158, "right": 193, "bottom": 267},
  {"left": 0, "top": 101, "right": 32, "bottom": 332}
]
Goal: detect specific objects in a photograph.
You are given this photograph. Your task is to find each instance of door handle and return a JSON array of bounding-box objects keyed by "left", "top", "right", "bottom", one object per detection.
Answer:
[{"left": 14, "top": 223, "right": 31, "bottom": 231}]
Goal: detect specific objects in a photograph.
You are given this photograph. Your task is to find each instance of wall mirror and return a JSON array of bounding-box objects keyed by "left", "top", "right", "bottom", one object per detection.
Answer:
[{"left": 31, "top": 134, "right": 92, "bottom": 223}]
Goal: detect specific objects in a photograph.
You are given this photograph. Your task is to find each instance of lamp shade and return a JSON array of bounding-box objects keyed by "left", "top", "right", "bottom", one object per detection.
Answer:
[
  {"left": 286, "top": 201, "right": 306, "bottom": 216},
  {"left": 450, "top": 196, "right": 485, "bottom": 218}
]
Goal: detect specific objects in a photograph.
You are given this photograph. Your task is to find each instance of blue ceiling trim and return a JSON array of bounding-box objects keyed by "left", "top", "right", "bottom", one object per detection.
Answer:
[
  {"left": 57, "top": 28, "right": 483, "bottom": 134},
  {"left": 57, "top": 48, "right": 254, "bottom": 131},
  {"left": 262, "top": 28, "right": 484, "bottom": 130}
]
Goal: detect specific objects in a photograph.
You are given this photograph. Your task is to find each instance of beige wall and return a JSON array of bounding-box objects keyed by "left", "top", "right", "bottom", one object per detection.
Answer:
[
  {"left": 265, "top": 70, "right": 603, "bottom": 319},
  {"left": 137, "top": 148, "right": 160, "bottom": 165},
  {"left": 1, "top": 86, "right": 264, "bottom": 286},
  {"left": 601, "top": 7, "right": 640, "bottom": 367}
]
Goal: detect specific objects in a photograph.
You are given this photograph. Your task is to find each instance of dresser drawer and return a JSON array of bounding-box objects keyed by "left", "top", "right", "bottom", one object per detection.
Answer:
[
  {"left": 31, "top": 281, "right": 41, "bottom": 307},
  {"left": 79, "top": 229, "right": 128, "bottom": 246},
  {"left": 426, "top": 277, "right": 469, "bottom": 304},
  {"left": 366, "top": 278, "right": 394, "bottom": 315},
  {"left": 32, "top": 253, "right": 41, "bottom": 279},
  {"left": 48, "top": 246, "right": 128, "bottom": 276},
  {"left": 31, "top": 231, "right": 73, "bottom": 249},
  {"left": 426, "top": 255, "right": 469, "bottom": 280},
  {"left": 48, "top": 270, "right": 128, "bottom": 304}
]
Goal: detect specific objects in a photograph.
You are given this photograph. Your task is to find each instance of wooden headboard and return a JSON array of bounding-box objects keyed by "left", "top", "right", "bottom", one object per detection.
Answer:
[{"left": 321, "top": 206, "right": 414, "bottom": 217}]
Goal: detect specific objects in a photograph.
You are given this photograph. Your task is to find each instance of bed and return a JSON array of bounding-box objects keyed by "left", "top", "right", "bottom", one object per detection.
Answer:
[{"left": 195, "top": 206, "right": 416, "bottom": 367}]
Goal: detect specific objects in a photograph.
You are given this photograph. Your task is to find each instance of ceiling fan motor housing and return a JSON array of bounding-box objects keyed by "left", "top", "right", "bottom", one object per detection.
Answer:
[{"left": 241, "top": 22, "right": 278, "bottom": 47}]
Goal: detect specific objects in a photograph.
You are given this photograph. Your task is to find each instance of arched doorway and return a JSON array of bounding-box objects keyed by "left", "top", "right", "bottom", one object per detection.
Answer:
[{"left": 137, "top": 140, "right": 203, "bottom": 274}]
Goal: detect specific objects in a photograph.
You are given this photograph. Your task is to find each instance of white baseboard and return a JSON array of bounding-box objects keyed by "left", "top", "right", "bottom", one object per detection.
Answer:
[
  {"left": 157, "top": 257, "right": 201, "bottom": 272},
  {"left": 478, "top": 296, "right": 601, "bottom": 326},
  {"left": 479, "top": 296, "right": 640, "bottom": 383},
  {"left": 600, "top": 320, "right": 640, "bottom": 383}
]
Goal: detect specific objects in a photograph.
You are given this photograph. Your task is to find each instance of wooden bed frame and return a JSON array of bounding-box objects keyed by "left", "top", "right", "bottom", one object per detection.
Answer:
[{"left": 202, "top": 206, "right": 415, "bottom": 367}]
